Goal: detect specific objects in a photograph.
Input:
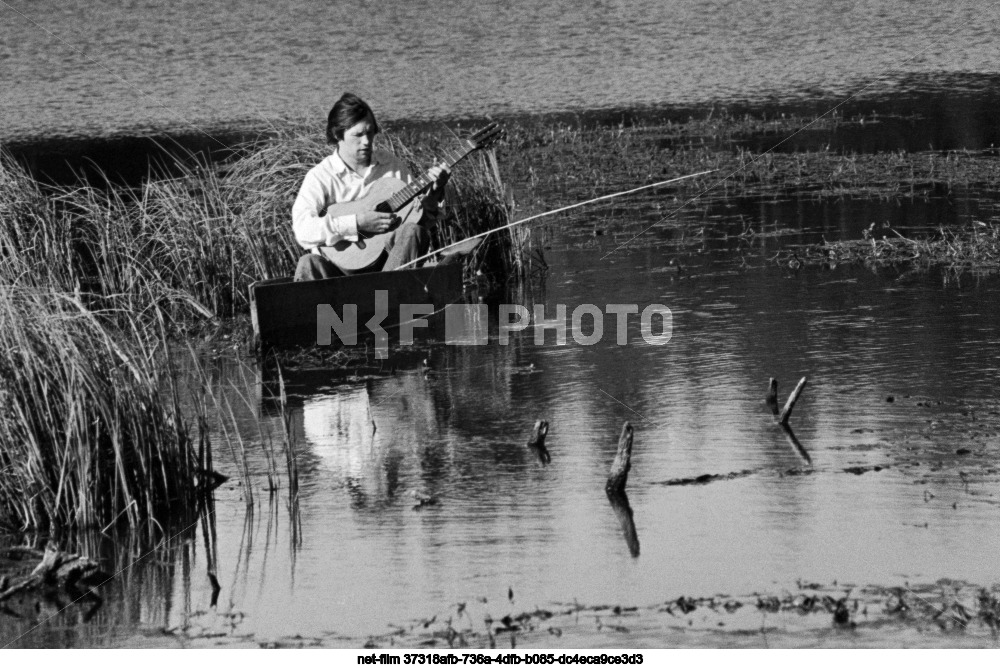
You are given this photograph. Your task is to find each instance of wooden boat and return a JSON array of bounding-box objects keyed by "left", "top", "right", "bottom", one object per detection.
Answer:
[{"left": 249, "top": 263, "right": 463, "bottom": 350}]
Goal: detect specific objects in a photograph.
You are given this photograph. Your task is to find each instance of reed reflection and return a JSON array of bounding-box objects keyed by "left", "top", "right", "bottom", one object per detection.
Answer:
[{"left": 0, "top": 515, "right": 219, "bottom": 647}]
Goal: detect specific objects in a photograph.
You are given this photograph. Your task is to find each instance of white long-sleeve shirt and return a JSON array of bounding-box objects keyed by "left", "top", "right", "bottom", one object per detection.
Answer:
[{"left": 292, "top": 148, "right": 438, "bottom": 253}]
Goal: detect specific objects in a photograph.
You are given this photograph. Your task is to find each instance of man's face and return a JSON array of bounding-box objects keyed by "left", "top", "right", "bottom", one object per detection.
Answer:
[{"left": 338, "top": 114, "right": 376, "bottom": 169}]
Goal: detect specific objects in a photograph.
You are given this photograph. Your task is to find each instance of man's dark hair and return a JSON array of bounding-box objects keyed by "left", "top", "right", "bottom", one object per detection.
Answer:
[{"left": 326, "top": 93, "right": 380, "bottom": 144}]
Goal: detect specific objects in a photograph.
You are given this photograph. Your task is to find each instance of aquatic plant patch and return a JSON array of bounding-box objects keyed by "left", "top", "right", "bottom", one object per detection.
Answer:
[{"left": 775, "top": 221, "right": 1000, "bottom": 275}]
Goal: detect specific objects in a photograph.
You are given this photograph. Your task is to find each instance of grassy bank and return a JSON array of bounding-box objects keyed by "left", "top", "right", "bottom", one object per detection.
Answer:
[{"left": 490, "top": 111, "right": 1000, "bottom": 275}]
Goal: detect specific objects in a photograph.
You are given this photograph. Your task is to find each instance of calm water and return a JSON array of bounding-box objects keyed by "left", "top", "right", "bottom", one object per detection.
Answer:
[
  {"left": 4, "top": 0, "right": 1000, "bottom": 649},
  {"left": 2, "top": 0, "right": 1000, "bottom": 140},
  {"left": 5, "top": 191, "right": 1000, "bottom": 647}
]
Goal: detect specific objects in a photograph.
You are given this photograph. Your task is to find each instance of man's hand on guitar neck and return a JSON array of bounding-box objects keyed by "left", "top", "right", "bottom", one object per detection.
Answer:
[
  {"left": 423, "top": 162, "right": 451, "bottom": 216},
  {"left": 357, "top": 210, "right": 401, "bottom": 237},
  {"left": 427, "top": 163, "right": 451, "bottom": 193}
]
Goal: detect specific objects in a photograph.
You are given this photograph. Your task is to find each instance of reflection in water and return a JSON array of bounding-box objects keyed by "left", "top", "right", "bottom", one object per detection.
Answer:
[
  {"left": 606, "top": 491, "right": 640, "bottom": 559},
  {"left": 779, "top": 424, "right": 811, "bottom": 466},
  {"left": 296, "top": 374, "right": 445, "bottom": 508},
  {"left": 154, "top": 243, "right": 1000, "bottom": 645},
  {"left": 0, "top": 516, "right": 223, "bottom": 648},
  {"left": 526, "top": 420, "right": 551, "bottom": 466}
]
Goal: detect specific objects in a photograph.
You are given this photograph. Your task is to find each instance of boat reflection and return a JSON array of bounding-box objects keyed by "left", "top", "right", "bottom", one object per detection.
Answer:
[
  {"left": 256, "top": 345, "right": 530, "bottom": 510},
  {"left": 295, "top": 373, "right": 443, "bottom": 508}
]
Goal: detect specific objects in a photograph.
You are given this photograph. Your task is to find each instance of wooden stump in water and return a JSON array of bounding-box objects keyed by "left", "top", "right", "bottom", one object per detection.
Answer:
[
  {"left": 605, "top": 422, "right": 634, "bottom": 495},
  {"left": 766, "top": 378, "right": 779, "bottom": 415},
  {"left": 779, "top": 377, "right": 808, "bottom": 427},
  {"left": 526, "top": 419, "right": 551, "bottom": 465},
  {"left": 603, "top": 422, "right": 639, "bottom": 556},
  {"left": 765, "top": 377, "right": 811, "bottom": 464}
]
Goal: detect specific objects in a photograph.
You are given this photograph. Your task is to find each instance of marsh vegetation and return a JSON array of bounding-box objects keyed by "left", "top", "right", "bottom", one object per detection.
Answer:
[
  {"left": 0, "top": 123, "right": 519, "bottom": 527},
  {"left": 3, "top": 107, "right": 1000, "bottom": 647}
]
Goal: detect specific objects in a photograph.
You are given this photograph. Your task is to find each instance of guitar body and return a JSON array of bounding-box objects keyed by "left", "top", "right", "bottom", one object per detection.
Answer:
[{"left": 318, "top": 177, "right": 422, "bottom": 272}]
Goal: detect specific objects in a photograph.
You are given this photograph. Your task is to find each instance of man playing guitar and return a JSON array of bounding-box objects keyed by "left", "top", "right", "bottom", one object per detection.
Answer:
[{"left": 292, "top": 93, "right": 450, "bottom": 280}]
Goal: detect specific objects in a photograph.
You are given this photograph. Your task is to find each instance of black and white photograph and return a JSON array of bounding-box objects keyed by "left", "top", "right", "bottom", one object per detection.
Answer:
[{"left": 2, "top": 0, "right": 1000, "bottom": 655}]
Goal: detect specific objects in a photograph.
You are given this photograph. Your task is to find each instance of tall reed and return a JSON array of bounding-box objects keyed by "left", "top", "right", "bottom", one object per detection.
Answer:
[
  {"left": 0, "top": 151, "right": 75, "bottom": 289},
  {"left": 0, "top": 286, "right": 208, "bottom": 536},
  {"left": 0, "top": 152, "right": 222, "bottom": 536}
]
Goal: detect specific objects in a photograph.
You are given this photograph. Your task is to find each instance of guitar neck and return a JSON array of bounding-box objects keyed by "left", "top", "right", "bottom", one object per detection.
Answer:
[{"left": 383, "top": 145, "right": 477, "bottom": 212}]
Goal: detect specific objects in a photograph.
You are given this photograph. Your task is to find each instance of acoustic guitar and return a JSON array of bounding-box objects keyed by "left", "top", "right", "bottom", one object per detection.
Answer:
[{"left": 319, "top": 122, "right": 505, "bottom": 271}]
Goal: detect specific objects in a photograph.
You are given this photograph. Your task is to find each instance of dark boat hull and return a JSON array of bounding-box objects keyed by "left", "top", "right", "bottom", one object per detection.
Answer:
[{"left": 249, "top": 264, "right": 463, "bottom": 350}]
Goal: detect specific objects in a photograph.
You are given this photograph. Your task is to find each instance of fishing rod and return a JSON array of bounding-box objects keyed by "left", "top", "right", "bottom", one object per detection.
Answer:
[{"left": 397, "top": 169, "right": 716, "bottom": 270}]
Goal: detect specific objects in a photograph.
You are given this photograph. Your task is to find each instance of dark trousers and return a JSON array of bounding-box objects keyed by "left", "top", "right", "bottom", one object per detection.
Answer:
[{"left": 294, "top": 222, "right": 430, "bottom": 281}]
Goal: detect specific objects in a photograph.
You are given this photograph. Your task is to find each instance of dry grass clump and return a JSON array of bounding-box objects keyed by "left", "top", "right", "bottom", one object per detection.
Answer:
[
  {"left": 778, "top": 221, "right": 1000, "bottom": 274},
  {"left": 0, "top": 151, "right": 75, "bottom": 288},
  {"left": 0, "top": 286, "right": 210, "bottom": 536}
]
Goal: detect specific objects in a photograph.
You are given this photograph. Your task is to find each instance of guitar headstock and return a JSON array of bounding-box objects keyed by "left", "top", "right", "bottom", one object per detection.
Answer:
[{"left": 465, "top": 122, "right": 506, "bottom": 151}]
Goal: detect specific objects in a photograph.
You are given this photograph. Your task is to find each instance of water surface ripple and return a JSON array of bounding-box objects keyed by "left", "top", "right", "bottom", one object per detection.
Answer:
[{"left": 2, "top": 0, "right": 999, "bottom": 139}]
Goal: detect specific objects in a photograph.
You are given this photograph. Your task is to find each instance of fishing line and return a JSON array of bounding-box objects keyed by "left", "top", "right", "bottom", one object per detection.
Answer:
[
  {"left": 598, "top": 388, "right": 666, "bottom": 429},
  {"left": 599, "top": 6, "right": 994, "bottom": 261},
  {"left": 396, "top": 169, "right": 716, "bottom": 270}
]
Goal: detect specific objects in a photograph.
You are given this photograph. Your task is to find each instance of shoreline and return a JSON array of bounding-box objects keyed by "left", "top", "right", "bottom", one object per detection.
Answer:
[
  {"left": 6, "top": 74, "right": 1000, "bottom": 187},
  {"left": 6, "top": 68, "right": 1000, "bottom": 145}
]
